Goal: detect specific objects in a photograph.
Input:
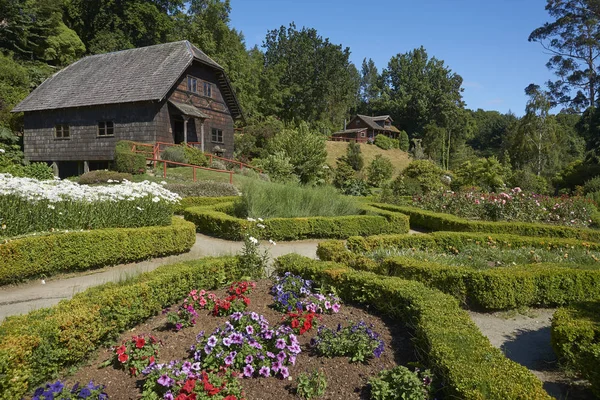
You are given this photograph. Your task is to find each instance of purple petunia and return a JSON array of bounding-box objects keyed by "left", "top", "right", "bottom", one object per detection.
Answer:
[
  {"left": 332, "top": 303, "right": 341, "bottom": 313},
  {"left": 259, "top": 366, "right": 271, "bottom": 377},
  {"left": 271, "top": 361, "right": 282, "bottom": 373},
  {"left": 207, "top": 335, "right": 218, "bottom": 347},
  {"left": 276, "top": 338, "right": 286, "bottom": 349},
  {"left": 224, "top": 355, "right": 234, "bottom": 366},
  {"left": 280, "top": 366, "right": 290, "bottom": 379},
  {"left": 246, "top": 325, "right": 254, "bottom": 335},
  {"left": 289, "top": 354, "right": 297, "bottom": 365},
  {"left": 223, "top": 337, "right": 232, "bottom": 347},
  {"left": 245, "top": 355, "right": 254, "bottom": 364},
  {"left": 164, "top": 392, "right": 174, "bottom": 400},
  {"left": 157, "top": 374, "right": 174, "bottom": 387},
  {"left": 266, "top": 351, "right": 276, "bottom": 359},
  {"left": 243, "top": 364, "right": 255, "bottom": 377},
  {"left": 277, "top": 351, "right": 287, "bottom": 362}
]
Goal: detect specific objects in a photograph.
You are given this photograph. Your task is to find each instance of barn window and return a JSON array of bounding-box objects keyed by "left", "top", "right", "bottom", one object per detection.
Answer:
[
  {"left": 98, "top": 121, "right": 114, "bottom": 136},
  {"left": 361, "top": 131, "right": 366, "bottom": 137},
  {"left": 187, "top": 76, "right": 198, "bottom": 93},
  {"left": 55, "top": 124, "right": 70, "bottom": 139},
  {"left": 203, "top": 82, "right": 212, "bottom": 98},
  {"left": 211, "top": 128, "right": 223, "bottom": 143}
]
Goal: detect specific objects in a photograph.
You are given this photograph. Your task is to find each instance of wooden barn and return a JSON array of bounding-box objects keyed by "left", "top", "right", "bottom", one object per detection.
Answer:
[
  {"left": 12, "top": 40, "right": 243, "bottom": 177},
  {"left": 332, "top": 115, "right": 401, "bottom": 142}
]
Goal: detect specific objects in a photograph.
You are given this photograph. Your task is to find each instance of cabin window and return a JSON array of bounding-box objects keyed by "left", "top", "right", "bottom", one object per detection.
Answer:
[
  {"left": 97, "top": 121, "right": 114, "bottom": 136},
  {"left": 55, "top": 124, "right": 70, "bottom": 139},
  {"left": 355, "top": 120, "right": 360, "bottom": 126},
  {"left": 211, "top": 128, "right": 223, "bottom": 143},
  {"left": 187, "top": 76, "right": 198, "bottom": 93},
  {"left": 204, "top": 82, "right": 212, "bottom": 98},
  {"left": 361, "top": 131, "right": 366, "bottom": 138}
]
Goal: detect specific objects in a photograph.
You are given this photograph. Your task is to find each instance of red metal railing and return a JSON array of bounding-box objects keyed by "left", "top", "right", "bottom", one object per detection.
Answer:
[
  {"left": 155, "top": 142, "right": 262, "bottom": 173},
  {"left": 329, "top": 136, "right": 369, "bottom": 143}
]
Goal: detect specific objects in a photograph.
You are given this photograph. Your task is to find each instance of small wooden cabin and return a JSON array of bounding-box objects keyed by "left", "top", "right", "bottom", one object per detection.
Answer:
[
  {"left": 332, "top": 115, "right": 401, "bottom": 142},
  {"left": 12, "top": 41, "right": 243, "bottom": 177}
]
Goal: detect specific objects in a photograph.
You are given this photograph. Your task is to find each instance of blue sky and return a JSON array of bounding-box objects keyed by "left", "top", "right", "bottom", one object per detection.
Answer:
[{"left": 230, "top": 0, "right": 553, "bottom": 115}]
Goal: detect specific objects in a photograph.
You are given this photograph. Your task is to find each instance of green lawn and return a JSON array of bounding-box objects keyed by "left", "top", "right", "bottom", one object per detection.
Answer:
[{"left": 131, "top": 165, "right": 256, "bottom": 188}]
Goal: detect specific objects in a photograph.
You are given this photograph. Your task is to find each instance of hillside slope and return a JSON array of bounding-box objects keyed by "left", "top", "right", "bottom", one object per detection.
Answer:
[{"left": 326, "top": 141, "right": 412, "bottom": 176}]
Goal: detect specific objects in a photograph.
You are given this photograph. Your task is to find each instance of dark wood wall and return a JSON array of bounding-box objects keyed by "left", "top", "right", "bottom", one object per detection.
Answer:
[{"left": 24, "top": 102, "right": 162, "bottom": 162}]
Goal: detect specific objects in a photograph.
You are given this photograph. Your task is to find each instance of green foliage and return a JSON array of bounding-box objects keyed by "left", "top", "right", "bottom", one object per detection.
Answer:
[
  {"left": 387, "top": 176, "right": 423, "bottom": 197},
  {"left": 275, "top": 255, "right": 551, "bottom": 400},
  {"left": 402, "top": 160, "right": 447, "bottom": 194},
  {"left": 554, "top": 160, "right": 600, "bottom": 193},
  {"left": 237, "top": 230, "right": 269, "bottom": 280},
  {"left": 183, "top": 145, "right": 208, "bottom": 167},
  {"left": 114, "top": 141, "right": 147, "bottom": 174},
  {"left": 551, "top": 302, "right": 600, "bottom": 396},
  {"left": 372, "top": 203, "right": 600, "bottom": 241},
  {"left": 453, "top": 156, "right": 508, "bottom": 192},
  {"left": 174, "top": 196, "right": 239, "bottom": 214},
  {"left": 161, "top": 146, "right": 187, "bottom": 165},
  {"left": 234, "top": 179, "right": 359, "bottom": 219},
  {"left": 367, "top": 155, "right": 394, "bottom": 187},
  {"left": 0, "top": 218, "right": 194, "bottom": 285},
  {"left": 374, "top": 134, "right": 398, "bottom": 150},
  {"left": 296, "top": 370, "right": 327, "bottom": 399},
  {"left": 234, "top": 117, "right": 286, "bottom": 160},
  {"left": 184, "top": 202, "right": 410, "bottom": 241},
  {"left": 0, "top": 162, "right": 54, "bottom": 180},
  {"left": 509, "top": 169, "right": 549, "bottom": 194},
  {"left": 369, "top": 366, "right": 433, "bottom": 400},
  {"left": 345, "top": 141, "right": 365, "bottom": 171},
  {"left": 312, "top": 321, "right": 384, "bottom": 363},
  {"left": 78, "top": 170, "right": 132, "bottom": 184},
  {"left": 165, "top": 182, "right": 239, "bottom": 198},
  {"left": 267, "top": 123, "right": 327, "bottom": 184},
  {"left": 583, "top": 176, "right": 600, "bottom": 195},
  {"left": 43, "top": 22, "right": 86, "bottom": 65},
  {"left": 399, "top": 131, "right": 410, "bottom": 152},
  {"left": 0, "top": 256, "right": 242, "bottom": 399},
  {"left": 253, "top": 151, "right": 298, "bottom": 183},
  {"left": 333, "top": 158, "right": 369, "bottom": 196}
]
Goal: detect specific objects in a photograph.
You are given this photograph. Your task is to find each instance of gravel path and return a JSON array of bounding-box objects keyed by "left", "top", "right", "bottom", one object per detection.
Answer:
[
  {"left": 469, "top": 309, "right": 594, "bottom": 399},
  {"left": 0, "top": 233, "right": 322, "bottom": 321}
]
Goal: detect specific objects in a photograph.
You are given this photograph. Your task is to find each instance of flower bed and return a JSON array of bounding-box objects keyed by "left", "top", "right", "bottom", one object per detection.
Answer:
[
  {"left": 0, "top": 174, "right": 180, "bottom": 238},
  {"left": 275, "top": 254, "right": 551, "bottom": 400},
  {"left": 317, "top": 232, "right": 600, "bottom": 310},
  {"left": 0, "top": 217, "right": 195, "bottom": 285},
  {"left": 413, "top": 188, "right": 599, "bottom": 228},
  {"left": 50, "top": 280, "right": 415, "bottom": 400},
  {"left": 183, "top": 202, "right": 410, "bottom": 241},
  {"left": 551, "top": 301, "right": 600, "bottom": 397},
  {"left": 373, "top": 203, "right": 600, "bottom": 242}
]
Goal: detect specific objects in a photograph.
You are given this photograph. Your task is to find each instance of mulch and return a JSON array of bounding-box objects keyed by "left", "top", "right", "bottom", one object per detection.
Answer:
[{"left": 62, "top": 279, "right": 418, "bottom": 399}]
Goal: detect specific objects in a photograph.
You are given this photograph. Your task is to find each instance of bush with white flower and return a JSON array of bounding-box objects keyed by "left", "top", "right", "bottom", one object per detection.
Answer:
[{"left": 0, "top": 173, "right": 180, "bottom": 237}]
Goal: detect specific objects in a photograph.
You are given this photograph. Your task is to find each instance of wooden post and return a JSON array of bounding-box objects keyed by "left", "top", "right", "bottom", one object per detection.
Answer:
[
  {"left": 183, "top": 116, "right": 189, "bottom": 144},
  {"left": 229, "top": 171, "right": 233, "bottom": 184},
  {"left": 200, "top": 120, "right": 205, "bottom": 152},
  {"left": 193, "top": 167, "right": 197, "bottom": 182},
  {"left": 163, "top": 162, "right": 167, "bottom": 178}
]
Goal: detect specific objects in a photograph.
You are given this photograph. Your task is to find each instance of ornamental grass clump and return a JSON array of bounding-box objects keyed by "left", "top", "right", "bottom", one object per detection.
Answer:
[
  {"left": 271, "top": 272, "right": 342, "bottom": 314},
  {"left": 311, "top": 321, "right": 384, "bottom": 363},
  {"left": 191, "top": 312, "right": 301, "bottom": 379},
  {"left": 31, "top": 380, "right": 108, "bottom": 400},
  {"left": 0, "top": 173, "right": 180, "bottom": 237},
  {"left": 234, "top": 179, "right": 359, "bottom": 219},
  {"left": 142, "top": 361, "right": 245, "bottom": 400}
]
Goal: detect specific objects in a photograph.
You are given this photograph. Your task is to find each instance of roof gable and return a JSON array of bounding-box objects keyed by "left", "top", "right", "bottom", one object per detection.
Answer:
[
  {"left": 12, "top": 41, "right": 242, "bottom": 120},
  {"left": 355, "top": 114, "right": 397, "bottom": 131}
]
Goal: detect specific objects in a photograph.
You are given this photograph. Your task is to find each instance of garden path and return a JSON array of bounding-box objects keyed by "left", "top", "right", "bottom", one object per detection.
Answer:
[
  {"left": 469, "top": 309, "right": 594, "bottom": 400},
  {"left": 0, "top": 233, "right": 322, "bottom": 321}
]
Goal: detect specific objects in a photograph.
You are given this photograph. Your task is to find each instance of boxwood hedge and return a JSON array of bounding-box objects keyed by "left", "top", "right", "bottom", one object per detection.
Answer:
[
  {"left": 183, "top": 202, "right": 410, "bottom": 241},
  {"left": 174, "top": 196, "right": 239, "bottom": 214},
  {"left": 551, "top": 302, "right": 600, "bottom": 397},
  {"left": 317, "top": 232, "right": 600, "bottom": 310},
  {"left": 375, "top": 204, "right": 600, "bottom": 242},
  {"left": 0, "top": 257, "right": 242, "bottom": 399},
  {"left": 0, "top": 218, "right": 196, "bottom": 285},
  {"left": 275, "top": 254, "right": 551, "bottom": 400}
]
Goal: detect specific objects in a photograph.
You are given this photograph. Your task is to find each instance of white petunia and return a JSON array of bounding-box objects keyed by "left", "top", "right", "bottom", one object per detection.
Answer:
[{"left": 269, "top": 239, "right": 276, "bottom": 246}]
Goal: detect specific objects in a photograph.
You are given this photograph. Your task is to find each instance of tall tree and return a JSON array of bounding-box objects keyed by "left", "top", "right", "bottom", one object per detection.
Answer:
[
  {"left": 359, "top": 58, "right": 380, "bottom": 109},
  {"left": 529, "top": 0, "right": 600, "bottom": 111}
]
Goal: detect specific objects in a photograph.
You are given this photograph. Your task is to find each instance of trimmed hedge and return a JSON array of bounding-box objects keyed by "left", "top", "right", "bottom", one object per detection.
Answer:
[
  {"left": 375, "top": 204, "right": 600, "bottom": 242},
  {"left": 184, "top": 202, "right": 410, "bottom": 241},
  {"left": 113, "top": 140, "right": 147, "bottom": 174},
  {"left": 317, "top": 232, "right": 600, "bottom": 310},
  {"left": 0, "top": 218, "right": 196, "bottom": 285},
  {"left": 0, "top": 257, "right": 242, "bottom": 399},
  {"left": 275, "top": 254, "right": 551, "bottom": 400},
  {"left": 174, "top": 196, "right": 239, "bottom": 214},
  {"left": 551, "top": 302, "right": 600, "bottom": 396}
]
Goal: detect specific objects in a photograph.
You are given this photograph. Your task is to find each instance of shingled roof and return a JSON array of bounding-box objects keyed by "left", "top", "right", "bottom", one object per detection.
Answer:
[{"left": 12, "top": 41, "right": 243, "bottom": 119}]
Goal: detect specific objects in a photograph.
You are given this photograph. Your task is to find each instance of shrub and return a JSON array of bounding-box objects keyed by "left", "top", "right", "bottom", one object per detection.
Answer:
[
  {"left": 311, "top": 321, "right": 384, "bottom": 362},
  {"left": 165, "top": 182, "right": 239, "bottom": 198},
  {"left": 296, "top": 370, "right": 327, "bottom": 399},
  {"left": 253, "top": 151, "right": 298, "bottom": 183},
  {"left": 402, "top": 160, "right": 447, "bottom": 194},
  {"left": 0, "top": 175, "right": 178, "bottom": 238},
  {"left": 368, "top": 155, "right": 394, "bottom": 187},
  {"left": 374, "top": 134, "right": 398, "bottom": 150},
  {"left": 583, "top": 175, "right": 600, "bottom": 194},
  {"left": 551, "top": 302, "right": 600, "bottom": 396},
  {"left": 78, "top": 170, "right": 132, "bottom": 184},
  {"left": 234, "top": 180, "right": 360, "bottom": 219},
  {"left": 399, "top": 131, "right": 410, "bottom": 152},
  {"left": 275, "top": 255, "right": 551, "bottom": 400},
  {"left": 388, "top": 176, "right": 423, "bottom": 197},
  {"left": 0, "top": 218, "right": 195, "bottom": 285},
  {"left": 182, "top": 145, "right": 208, "bottom": 167},
  {"left": 114, "top": 140, "right": 146, "bottom": 174},
  {"left": 0, "top": 162, "right": 54, "bottom": 180},
  {"left": 510, "top": 169, "right": 550, "bottom": 194},
  {"left": 0, "top": 257, "right": 243, "bottom": 399},
  {"left": 161, "top": 146, "right": 186, "bottom": 165},
  {"left": 453, "top": 156, "right": 508, "bottom": 192},
  {"left": 345, "top": 141, "right": 364, "bottom": 171},
  {"left": 369, "top": 366, "right": 433, "bottom": 400},
  {"left": 210, "top": 159, "right": 227, "bottom": 170}
]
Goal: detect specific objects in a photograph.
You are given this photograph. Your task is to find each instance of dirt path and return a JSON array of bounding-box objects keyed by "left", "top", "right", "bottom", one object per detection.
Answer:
[
  {"left": 469, "top": 309, "right": 593, "bottom": 399},
  {"left": 0, "top": 233, "right": 322, "bottom": 321}
]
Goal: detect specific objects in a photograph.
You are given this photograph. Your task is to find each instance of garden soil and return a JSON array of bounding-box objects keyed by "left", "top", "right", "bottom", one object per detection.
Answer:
[{"left": 60, "top": 280, "right": 418, "bottom": 400}]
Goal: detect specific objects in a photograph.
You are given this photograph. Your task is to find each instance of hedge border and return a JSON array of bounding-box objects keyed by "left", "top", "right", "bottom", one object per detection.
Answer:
[
  {"left": 374, "top": 204, "right": 600, "bottom": 242},
  {"left": 174, "top": 196, "right": 239, "bottom": 214},
  {"left": 317, "top": 232, "right": 600, "bottom": 310},
  {"left": 183, "top": 202, "right": 410, "bottom": 241},
  {"left": 275, "top": 254, "right": 551, "bottom": 400},
  {"left": 0, "top": 257, "right": 242, "bottom": 399},
  {"left": 0, "top": 218, "right": 196, "bottom": 285}
]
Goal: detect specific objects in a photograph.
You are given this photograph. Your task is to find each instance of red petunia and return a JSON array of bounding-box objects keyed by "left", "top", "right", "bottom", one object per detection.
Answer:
[
  {"left": 303, "top": 320, "right": 312, "bottom": 330},
  {"left": 149, "top": 355, "right": 155, "bottom": 364},
  {"left": 135, "top": 337, "right": 146, "bottom": 349},
  {"left": 223, "top": 396, "right": 238, "bottom": 400},
  {"left": 116, "top": 345, "right": 126, "bottom": 355},
  {"left": 242, "top": 296, "right": 250, "bottom": 306},
  {"left": 118, "top": 353, "right": 129, "bottom": 363},
  {"left": 291, "top": 319, "right": 299, "bottom": 329},
  {"left": 181, "top": 378, "right": 196, "bottom": 394}
]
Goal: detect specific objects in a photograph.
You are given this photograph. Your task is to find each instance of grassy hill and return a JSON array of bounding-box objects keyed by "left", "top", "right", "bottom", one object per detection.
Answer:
[{"left": 326, "top": 141, "right": 412, "bottom": 176}]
